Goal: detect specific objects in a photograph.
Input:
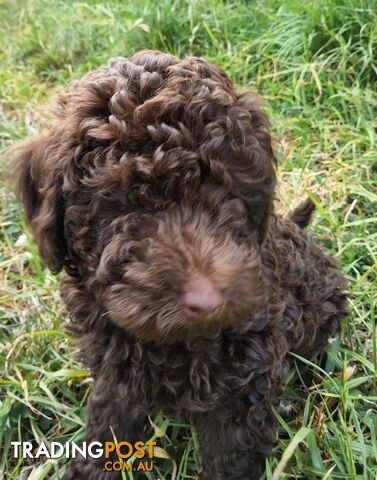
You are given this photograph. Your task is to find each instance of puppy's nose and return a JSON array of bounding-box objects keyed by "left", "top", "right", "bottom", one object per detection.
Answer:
[{"left": 182, "top": 280, "right": 223, "bottom": 319}]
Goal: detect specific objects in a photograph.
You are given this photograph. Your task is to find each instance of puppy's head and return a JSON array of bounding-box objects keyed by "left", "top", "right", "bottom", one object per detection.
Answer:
[{"left": 15, "top": 51, "right": 276, "bottom": 342}]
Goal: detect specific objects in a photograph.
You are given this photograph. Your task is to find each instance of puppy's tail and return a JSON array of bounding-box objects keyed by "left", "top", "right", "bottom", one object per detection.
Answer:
[{"left": 289, "top": 197, "right": 316, "bottom": 228}]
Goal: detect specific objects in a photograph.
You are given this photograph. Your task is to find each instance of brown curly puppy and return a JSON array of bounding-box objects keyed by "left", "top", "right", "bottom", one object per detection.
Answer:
[{"left": 15, "top": 51, "right": 347, "bottom": 479}]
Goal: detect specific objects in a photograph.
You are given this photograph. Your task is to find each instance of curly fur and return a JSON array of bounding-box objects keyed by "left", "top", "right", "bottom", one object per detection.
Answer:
[{"left": 14, "top": 50, "right": 347, "bottom": 479}]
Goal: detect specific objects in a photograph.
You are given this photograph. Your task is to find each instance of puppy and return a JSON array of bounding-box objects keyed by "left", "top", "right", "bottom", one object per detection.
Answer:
[{"left": 15, "top": 50, "right": 347, "bottom": 479}]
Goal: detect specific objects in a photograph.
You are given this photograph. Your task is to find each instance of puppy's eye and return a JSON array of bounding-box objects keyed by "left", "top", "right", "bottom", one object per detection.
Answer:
[
  {"left": 234, "top": 225, "right": 252, "bottom": 245},
  {"left": 221, "top": 198, "right": 246, "bottom": 217},
  {"left": 218, "top": 198, "right": 246, "bottom": 224}
]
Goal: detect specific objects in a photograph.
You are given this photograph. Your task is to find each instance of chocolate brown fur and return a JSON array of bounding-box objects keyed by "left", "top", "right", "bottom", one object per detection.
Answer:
[{"left": 14, "top": 51, "right": 347, "bottom": 479}]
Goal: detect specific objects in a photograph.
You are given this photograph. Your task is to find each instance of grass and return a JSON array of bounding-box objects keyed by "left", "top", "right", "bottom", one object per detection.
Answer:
[{"left": 0, "top": 0, "right": 376, "bottom": 478}]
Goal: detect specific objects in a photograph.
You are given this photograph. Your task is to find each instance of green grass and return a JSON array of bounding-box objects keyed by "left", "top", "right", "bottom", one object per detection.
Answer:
[{"left": 0, "top": 0, "right": 376, "bottom": 478}]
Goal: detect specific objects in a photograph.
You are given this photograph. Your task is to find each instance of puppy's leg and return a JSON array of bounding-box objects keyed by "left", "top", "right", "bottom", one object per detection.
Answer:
[
  {"left": 196, "top": 398, "right": 276, "bottom": 480},
  {"left": 62, "top": 377, "right": 147, "bottom": 480}
]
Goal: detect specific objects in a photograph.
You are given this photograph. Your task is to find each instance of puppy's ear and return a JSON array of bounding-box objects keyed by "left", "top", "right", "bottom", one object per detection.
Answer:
[
  {"left": 14, "top": 134, "right": 66, "bottom": 274},
  {"left": 236, "top": 93, "right": 277, "bottom": 242}
]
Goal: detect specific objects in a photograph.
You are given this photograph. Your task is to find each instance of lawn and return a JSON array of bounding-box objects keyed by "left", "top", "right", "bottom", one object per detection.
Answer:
[{"left": 0, "top": 0, "right": 376, "bottom": 479}]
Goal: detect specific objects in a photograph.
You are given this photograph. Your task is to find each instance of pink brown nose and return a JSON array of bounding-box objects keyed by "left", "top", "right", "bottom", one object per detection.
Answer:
[{"left": 182, "top": 279, "right": 223, "bottom": 319}]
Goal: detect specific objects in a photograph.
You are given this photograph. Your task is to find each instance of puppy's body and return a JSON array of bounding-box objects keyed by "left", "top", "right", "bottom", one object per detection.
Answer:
[
  {"left": 61, "top": 214, "right": 345, "bottom": 479},
  {"left": 15, "top": 51, "right": 347, "bottom": 479}
]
